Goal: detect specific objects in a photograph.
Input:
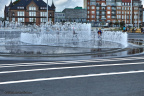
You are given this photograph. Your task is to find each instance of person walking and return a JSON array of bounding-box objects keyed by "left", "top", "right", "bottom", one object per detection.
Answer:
[
  {"left": 97, "top": 28, "right": 102, "bottom": 39},
  {"left": 123, "top": 26, "right": 126, "bottom": 32},
  {"left": 141, "top": 27, "right": 144, "bottom": 34}
]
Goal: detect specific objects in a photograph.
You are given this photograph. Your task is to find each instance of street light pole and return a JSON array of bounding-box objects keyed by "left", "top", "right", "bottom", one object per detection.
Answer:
[
  {"left": 47, "top": 0, "right": 48, "bottom": 22},
  {"left": 125, "top": 7, "right": 126, "bottom": 27},
  {"left": 131, "top": 0, "right": 132, "bottom": 26}
]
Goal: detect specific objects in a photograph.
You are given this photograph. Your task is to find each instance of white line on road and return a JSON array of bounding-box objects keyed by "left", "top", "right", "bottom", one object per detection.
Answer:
[
  {"left": 0, "top": 62, "right": 144, "bottom": 74},
  {"left": 0, "top": 56, "right": 144, "bottom": 68},
  {"left": 0, "top": 70, "right": 144, "bottom": 85}
]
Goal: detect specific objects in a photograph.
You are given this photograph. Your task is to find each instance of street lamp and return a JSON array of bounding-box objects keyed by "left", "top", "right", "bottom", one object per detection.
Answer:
[
  {"left": 125, "top": 7, "right": 126, "bottom": 27},
  {"left": 131, "top": 0, "right": 132, "bottom": 26},
  {"left": 47, "top": 0, "right": 48, "bottom": 22}
]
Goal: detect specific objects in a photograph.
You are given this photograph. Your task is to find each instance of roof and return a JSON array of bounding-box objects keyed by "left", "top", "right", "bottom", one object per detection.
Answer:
[
  {"left": 5, "top": 6, "right": 9, "bottom": 13},
  {"left": 74, "top": 7, "right": 82, "bottom": 9},
  {"left": 9, "top": 0, "right": 55, "bottom": 10}
]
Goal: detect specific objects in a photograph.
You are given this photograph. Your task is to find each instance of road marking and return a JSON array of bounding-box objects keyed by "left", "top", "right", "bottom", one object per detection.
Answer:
[
  {"left": 0, "top": 70, "right": 144, "bottom": 85},
  {"left": 0, "top": 56, "right": 144, "bottom": 68},
  {"left": 0, "top": 62, "right": 144, "bottom": 74}
]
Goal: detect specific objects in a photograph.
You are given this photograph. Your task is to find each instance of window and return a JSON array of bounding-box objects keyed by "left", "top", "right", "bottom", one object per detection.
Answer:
[
  {"left": 92, "top": 11, "right": 95, "bottom": 14},
  {"left": 117, "top": 7, "right": 121, "bottom": 10},
  {"left": 18, "top": 18, "right": 24, "bottom": 22},
  {"left": 107, "top": 11, "right": 111, "bottom": 14},
  {"left": 17, "top": 11, "right": 24, "bottom": 16},
  {"left": 107, "top": 16, "right": 111, "bottom": 18},
  {"left": 12, "top": 18, "right": 15, "bottom": 21},
  {"left": 91, "top": 15, "right": 95, "bottom": 18},
  {"left": 107, "top": 7, "right": 111, "bottom": 10},
  {"left": 29, "top": 18, "right": 36, "bottom": 22},
  {"left": 17, "top": 7, "right": 24, "bottom": 9},
  {"left": 107, "top": 20, "right": 110, "bottom": 22},
  {"left": 41, "top": 18, "right": 46, "bottom": 22},
  {"left": 91, "top": 6, "right": 95, "bottom": 9},
  {"left": 40, "top": 12, "right": 46, "bottom": 17},
  {"left": 40, "top": 7, "right": 47, "bottom": 9},
  {"left": 96, "top": 7, "right": 99, "bottom": 10},
  {"left": 29, "top": 6, "right": 36, "bottom": 10},
  {"left": 88, "top": 11, "right": 89, "bottom": 14},
  {"left": 29, "top": 12, "right": 36, "bottom": 16}
]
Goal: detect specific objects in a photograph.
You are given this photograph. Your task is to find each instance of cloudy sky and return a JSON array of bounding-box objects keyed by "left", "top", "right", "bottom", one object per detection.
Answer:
[{"left": 0, "top": 0, "right": 143, "bottom": 17}]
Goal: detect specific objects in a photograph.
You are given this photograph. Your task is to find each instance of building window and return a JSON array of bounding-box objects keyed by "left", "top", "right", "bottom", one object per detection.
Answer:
[
  {"left": 92, "top": 11, "right": 95, "bottom": 14},
  {"left": 12, "top": 18, "right": 15, "bottom": 21},
  {"left": 41, "top": 18, "right": 46, "bottom": 22},
  {"left": 91, "top": 6, "right": 95, "bottom": 9},
  {"left": 50, "top": 13, "right": 52, "bottom": 17},
  {"left": 40, "top": 12, "right": 46, "bottom": 17},
  {"left": 29, "top": 18, "right": 36, "bottom": 22},
  {"left": 17, "top": 7, "right": 24, "bottom": 9},
  {"left": 29, "top": 6, "right": 36, "bottom": 10},
  {"left": 40, "top": 7, "right": 47, "bottom": 9},
  {"left": 107, "top": 11, "right": 110, "bottom": 14},
  {"left": 18, "top": 18, "right": 24, "bottom": 22},
  {"left": 91, "top": 15, "right": 95, "bottom": 18},
  {"left": 107, "top": 20, "right": 110, "bottom": 22},
  {"left": 107, "top": 7, "right": 111, "bottom": 10},
  {"left": 96, "top": 7, "right": 99, "bottom": 10},
  {"left": 17, "top": 11, "right": 24, "bottom": 16},
  {"left": 88, "top": 11, "right": 89, "bottom": 14},
  {"left": 107, "top": 16, "right": 111, "bottom": 18},
  {"left": 29, "top": 12, "right": 36, "bottom": 16}
]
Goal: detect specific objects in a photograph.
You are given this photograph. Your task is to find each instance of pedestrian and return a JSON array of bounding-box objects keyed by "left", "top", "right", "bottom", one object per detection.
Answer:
[
  {"left": 126, "top": 27, "right": 129, "bottom": 32},
  {"left": 123, "top": 26, "right": 126, "bottom": 32},
  {"left": 97, "top": 28, "right": 102, "bottom": 39},
  {"left": 141, "top": 27, "right": 144, "bottom": 34}
]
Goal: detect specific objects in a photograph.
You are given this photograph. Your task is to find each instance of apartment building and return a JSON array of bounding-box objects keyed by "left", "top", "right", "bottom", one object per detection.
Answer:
[
  {"left": 84, "top": 0, "right": 143, "bottom": 27},
  {"left": 4, "top": 0, "right": 56, "bottom": 25}
]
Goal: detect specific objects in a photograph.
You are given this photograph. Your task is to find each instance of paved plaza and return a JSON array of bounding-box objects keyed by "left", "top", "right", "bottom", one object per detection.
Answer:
[{"left": 0, "top": 33, "right": 144, "bottom": 96}]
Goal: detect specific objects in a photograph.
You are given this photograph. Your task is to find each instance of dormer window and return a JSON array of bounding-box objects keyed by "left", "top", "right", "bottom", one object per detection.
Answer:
[
  {"left": 40, "top": 7, "right": 46, "bottom": 9},
  {"left": 17, "top": 7, "right": 24, "bottom": 9},
  {"left": 29, "top": 6, "right": 36, "bottom": 10}
]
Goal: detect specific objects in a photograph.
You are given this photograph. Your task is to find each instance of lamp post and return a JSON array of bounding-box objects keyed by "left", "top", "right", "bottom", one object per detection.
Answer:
[
  {"left": 47, "top": 0, "right": 48, "bottom": 22},
  {"left": 125, "top": 7, "right": 126, "bottom": 27},
  {"left": 131, "top": 0, "right": 132, "bottom": 26}
]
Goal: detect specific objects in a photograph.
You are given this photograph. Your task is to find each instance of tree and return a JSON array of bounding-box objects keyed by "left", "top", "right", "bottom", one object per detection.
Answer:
[
  {"left": 120, "top": 21, "right": 125, "bottom": 27},
  {"left": 109, "top": 22, "right": 113, "bottom": 27}
]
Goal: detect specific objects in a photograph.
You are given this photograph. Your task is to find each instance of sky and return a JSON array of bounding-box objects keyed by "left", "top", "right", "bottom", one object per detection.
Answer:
[{"left": 0, "top": 0, "right": 143, "bottom": 17}]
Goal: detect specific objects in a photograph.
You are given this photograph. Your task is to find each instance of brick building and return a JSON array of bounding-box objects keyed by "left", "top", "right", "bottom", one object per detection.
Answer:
[
  {"left": 84, "top": 0, "right": 143, "bottom": 27},
  {"left": 4, "top": 0, "right": 55, "bottom": 25}
]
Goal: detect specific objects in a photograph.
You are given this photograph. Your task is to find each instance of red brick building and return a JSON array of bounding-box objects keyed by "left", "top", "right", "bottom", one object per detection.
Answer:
[
  {"left": 4, "top": 0, "right": 55, "bottom": 25},
  {"left": 84, "top": 0, "right": 143, "bottom": 27}
]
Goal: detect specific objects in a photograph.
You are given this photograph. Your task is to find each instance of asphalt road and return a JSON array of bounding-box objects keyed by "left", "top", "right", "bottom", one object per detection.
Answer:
[{"left": 0, "top": 33, "right": 144, "bottom": 96}]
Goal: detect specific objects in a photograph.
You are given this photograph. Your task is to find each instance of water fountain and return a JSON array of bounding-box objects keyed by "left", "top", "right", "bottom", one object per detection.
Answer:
[{"left": 0, "top": 21, "right": 131, "bottom": 58}]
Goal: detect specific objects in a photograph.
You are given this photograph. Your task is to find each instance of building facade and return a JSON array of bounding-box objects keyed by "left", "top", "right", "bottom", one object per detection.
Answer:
[
  {"left": 54, "top": 12, "right": 66, "bottom": 23},
  {"left": 55, "top": 7, "right": 87, "bottom": 23},
  {"left": 4, "top": 0, "right": 55, "bottom": 25},
  {"left": 84, "top": 0, "right": 143, "bottom": 27}
]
